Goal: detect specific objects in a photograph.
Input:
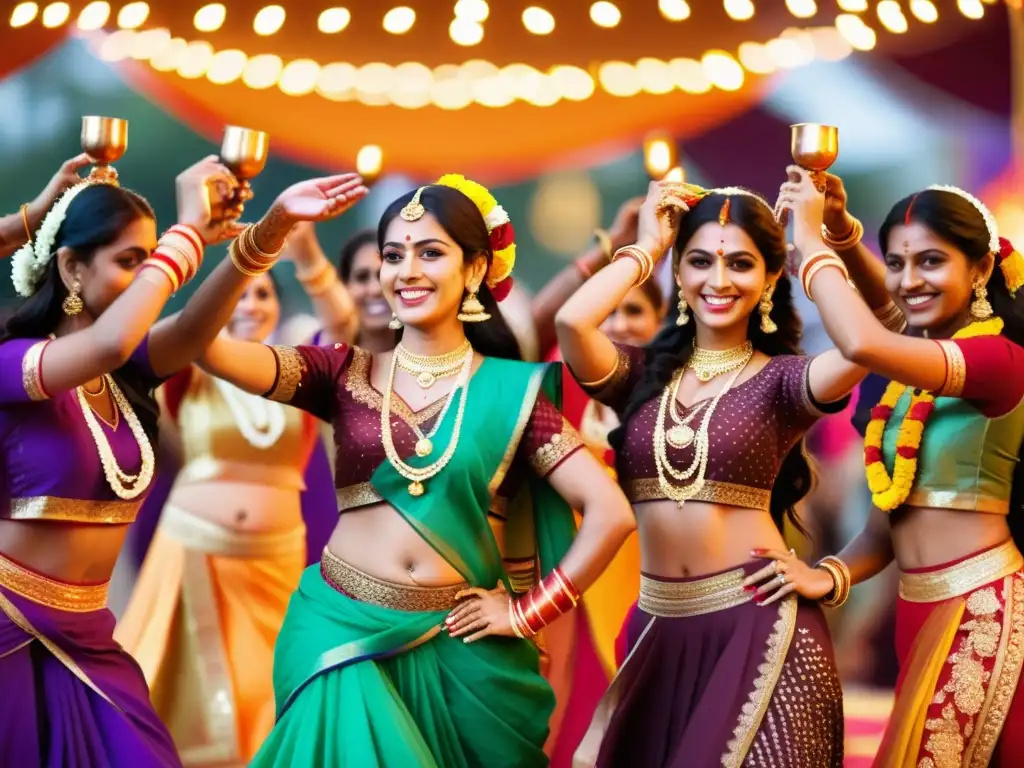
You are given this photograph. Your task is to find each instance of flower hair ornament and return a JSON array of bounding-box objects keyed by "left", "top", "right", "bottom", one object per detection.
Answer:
[
  {"left": 10, "top": 179, "right": 112, "bottom": 298},
  {"left": 400, "top": 174, "right": 516, "bottom": 301},
  {"left": 927, "top": 184, "right": 1024, "bottom": 298}
]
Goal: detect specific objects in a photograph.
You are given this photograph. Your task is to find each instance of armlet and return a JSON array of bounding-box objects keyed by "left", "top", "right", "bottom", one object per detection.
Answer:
[
  {"left": 579, "top": 346, "right": 631, "bottom": 401},
  {"left": 934, "top": 340, "right": 966, "bottom": 398},
  {"left": 22, "top": 339, "right": 51, "bottom": 402},
  {"left": 530, "top": 416, "right": 585, "bottom": 477}
]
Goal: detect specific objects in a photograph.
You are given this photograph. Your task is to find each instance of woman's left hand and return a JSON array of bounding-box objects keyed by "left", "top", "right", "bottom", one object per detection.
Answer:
[
  {"left": 271, "top": 173, "right": 368, "bottom": 224},
  {"left": 445, "top": 583, "right": 516, "bottom": 642},
  {"left": 742, "top": 548, "right": 836, "bottom": 606},
  {"left": 776, "top": 166, "right": 828, "bottom": 255}
]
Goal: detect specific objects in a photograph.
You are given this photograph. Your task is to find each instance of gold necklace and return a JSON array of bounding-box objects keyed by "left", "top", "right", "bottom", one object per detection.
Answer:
[
  {"left": 82, "top": 377, "right": 107, "bottom": 397},
  {"left": 381, "top": 346, "right": 473, "bottom": 496},
  {"left": 665, "top": 398, "right": 709, "bottom": 450},
  {"left": 395, "top": 340, "right": 472, "bottom": 388},
  {"left": 654, "top": 348, "right": 752, "bottom": 506},
  {"left": 686, "top": 341, "right": 753, "bottom": 382},
  {"left": 76, "top": 374, "right": 155, "bottom": 500}
]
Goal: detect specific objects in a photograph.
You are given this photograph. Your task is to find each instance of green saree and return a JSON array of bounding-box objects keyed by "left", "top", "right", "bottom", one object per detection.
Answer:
[{"left": 251, "top": 359, "right": 577, "bottom": 768}]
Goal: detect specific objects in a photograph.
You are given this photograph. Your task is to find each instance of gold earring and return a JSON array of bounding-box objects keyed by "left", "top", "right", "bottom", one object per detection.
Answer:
[
  {"left": 458, "top": 287, "right": 491, "bottom": 323},
  {"left": 62, "top": 280, "right": 83, "bottom": 317},
  {"left": 759, "top": 284, "right": 778, "bottom": 334},
  {"left": 388, "top": 312, "right": 403, "bottom": 330},
  {"left": 675, "top": 292, "right": 689, "bottom": 327},
  {"left": 970, "top": 280, "right": 993, "bottom": 320}
]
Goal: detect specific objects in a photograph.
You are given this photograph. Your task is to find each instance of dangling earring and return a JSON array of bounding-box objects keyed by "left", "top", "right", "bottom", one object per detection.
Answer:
[
  {"left": 759, "top": 284, "right": 778, "bottom": 334},
  {"left": 457, "top": 287, "right": 491, "bottom": 323},
  {"left": 62, "top": 280, "right": 83, "bottom": 317},
  {"left": 970, "top": 280, "right": 993, "bottom": 320},
  {"left": 675, "top": 291, "right": 689, "bottom": 327},
  {"left": 388, "top": 312, "right": 403, "bottom": 330}
]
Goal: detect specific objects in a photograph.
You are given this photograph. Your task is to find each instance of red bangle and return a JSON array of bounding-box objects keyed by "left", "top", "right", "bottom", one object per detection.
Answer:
[{"left": 512, "top": 567, "right": 581, "bottom": 636}]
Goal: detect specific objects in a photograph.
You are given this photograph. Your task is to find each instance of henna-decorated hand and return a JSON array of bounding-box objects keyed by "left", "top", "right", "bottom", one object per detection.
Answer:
[
  {"left": 253, "top": 174, "right": 368, "bottom": 255},
  {"left": 176, "top": 155, "right": 246, "bottom": 244},
  {"left": 635, "top": 180, "right": 691, "bottom": 262}
]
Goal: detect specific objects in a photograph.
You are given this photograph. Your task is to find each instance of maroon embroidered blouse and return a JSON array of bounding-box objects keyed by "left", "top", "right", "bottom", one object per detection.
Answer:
[
  {"left": 264, "top": 344, "right": 584, "bottom": 517},
  {"left": 589, "top": 344, "right": 848, "bottom": 510}
]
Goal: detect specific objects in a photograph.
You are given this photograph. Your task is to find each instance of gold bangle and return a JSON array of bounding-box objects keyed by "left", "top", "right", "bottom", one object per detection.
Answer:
[
  {"left": 802, "top": 257, "right": 849, "bottom": 302},
  {"left": 815, "top": 556, "right": 851, "bottom": 608},
  {"left": 873, "top": 301, "right": 907, "bottom": 333},
  {"left": 821, "top": 216, "right": 863, "bottom": 251},
  {"left": 19, "top": 203, "right": 32, "bottom": 244},
  {"left": 304, "top": 266, "right": 340, "bottom": 297},
  {"left": 229, "top": 238, "right": 270, "bottom": 277},
  {"left": 612, "top": 245, "right": 653, "bottom": 286}
]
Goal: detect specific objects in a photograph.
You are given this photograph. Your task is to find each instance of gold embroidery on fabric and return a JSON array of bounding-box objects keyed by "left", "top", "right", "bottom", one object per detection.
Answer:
[
  {"left": 336, "top": 482, "right": 384, "bottom": 511},
  {"left": 919, "top": 580, "right": 1018, "bottom": 768},
  {"left": 8, "top": 496, "right": 141, "bottom": 524},
  {"left": 21, "top": 339, "right": 50, "bottom": 401},
  {"left": 628, "top": 478, "right": 771, "bottom": 511},
  {"left": 530, "top": 417, "right": 584, "bottom": 476},
  {"left": 904, "top": 488, "right": 1010, "bottom": 516},
  {"left": 638, "top": 569, "right": 751, "bottom": 618},
  {"left": 900, "top": 541, "right": 1023, "bottom": 602},
  {"left": 267, "top": 345, "right": 307, "bottom": 403},
  {"left": 346, "top": 348, "right": 445, "bottom": 426},
  {"left": 320, "top": 548, "right": 466, "bottom": 612},
  {"left": 721, "top": 595, "right": 798, "bottom": 767},
  {"left": 487, "top": 368, "right": 544, "bottom": 497},
  {"left": 966, "top": 575, "right": 1024, "bottom": 767},
  {"left": 936, "top": 340, "right": 967, "bottom": 397},
  {"left": 581, "top": 346, "right": 631, "bottom": 402},
  {"left": 504, "top": 558, "right": 538, "bottom": 595},
  {"left": 0, "top": 551, "right": 107, "bottom": 612}
]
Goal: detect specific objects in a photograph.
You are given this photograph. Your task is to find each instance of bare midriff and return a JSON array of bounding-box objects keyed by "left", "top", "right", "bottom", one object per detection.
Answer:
[
  {"left": 891, "top": 505, "right": 1012, "bottom": 570},
  {"left": 636, "top": 500, "right": 787, "bottom": 578},
  {"left": 170, "top": 480, "right": 303, "bottom": 534},
  {"left": 0, "top": 519, "right": 130, "bottom": 584},
  {"left": 327, "top": 502, "right": 504, "bottom": 587}
]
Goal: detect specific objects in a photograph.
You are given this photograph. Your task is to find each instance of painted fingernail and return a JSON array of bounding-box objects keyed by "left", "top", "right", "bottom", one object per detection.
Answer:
[
  {"left": 750, "top": 548, "right": 764, "bottom": 555},
  {"left": 744, "top": 585, "right": 756, "bottom": 592}
]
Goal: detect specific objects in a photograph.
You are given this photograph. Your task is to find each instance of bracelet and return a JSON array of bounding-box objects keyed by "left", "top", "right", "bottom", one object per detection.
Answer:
[
  {"left": 511, "top": 567, "right": 581, "bottom": 637},
  {"left": 821, "top": 216, "right": 863, "bottom": 251},
  {"left": 20, "top": 203, "right": 32, "bottom": 244},
  {"left": 799, "top": 249, "right": 849, "bottom": 301},
  {"left": 139, "top": 224, "right": 207, "bottom": 292},
  {"left": 815, "top": 556, "right": 851, "bottom": 608},
  {"left": 873, "top": 301, "right": 907, "bottom": 333},
  {"left": 612, "top": 245, "right": 654, "bottom": 286},
  {"left": 231, "top": 224, "right": 283, "bottom": 277}
]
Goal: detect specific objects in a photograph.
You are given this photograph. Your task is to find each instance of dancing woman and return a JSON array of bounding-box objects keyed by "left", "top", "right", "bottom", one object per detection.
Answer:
[
  {"left": 194, "top": 174, "right": 636, "bottom": 767},
  {"left": 560, "top": 180, "right": 866, "bottom": 767},
  {"left": 762, "top": 169, "right": 1024, "bottom": 766},
  {"left": 0, "top": 156, "right": 366, "bottom": 767},
  {"left": 116, "top": 263, "right": 354, "bottom": 763}
]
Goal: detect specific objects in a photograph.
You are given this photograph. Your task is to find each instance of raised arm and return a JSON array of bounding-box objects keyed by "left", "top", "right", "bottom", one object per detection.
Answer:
[
  {"left": 555, "top": 183, "right": 685, "bottom": 383},
  {"left": 0, "top": 154, "right": 91, "bottom": 260},
  {"left": 282, "top": 221, "right": 359, "bottom": 345},
  {"left": 780, "top": 167, "right": 953, "bottom": 393},
  {"left": 145, "top": 172, "right": 368, "bottom": 378},
  {"left": 533, "top": 197, "right": 642, "bottom": 357}
]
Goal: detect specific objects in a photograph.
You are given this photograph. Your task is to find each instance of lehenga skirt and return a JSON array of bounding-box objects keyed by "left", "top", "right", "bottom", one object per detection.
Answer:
[
  {"left": 115, "top": 505, "right": 306, "bottom": 765},
  {"left": 874, "top": 539, "right": 1024, "bottom": 768},
  {"left": 0, "top": 550, "right": 180, "bottom": 767},
  {"left": 250, "top": 548, "right": 556, "bottom": 768},
  {"left": 574, "top": 560, "right": 845, "bottom": 768}
]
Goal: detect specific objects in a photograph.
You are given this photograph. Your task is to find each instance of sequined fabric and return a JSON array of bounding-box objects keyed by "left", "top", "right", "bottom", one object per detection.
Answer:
[{"left": 597, "top": 346, "right": 842, "bottom": 507}]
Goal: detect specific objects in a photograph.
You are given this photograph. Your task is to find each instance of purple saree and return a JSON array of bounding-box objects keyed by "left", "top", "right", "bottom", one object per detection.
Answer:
[{"left": 0, "top": 336, "right": 180, "bottom": 767}]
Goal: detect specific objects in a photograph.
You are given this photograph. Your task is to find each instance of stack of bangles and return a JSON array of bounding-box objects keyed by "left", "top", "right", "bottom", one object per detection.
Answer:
[
  {"left": 227, "top": 223, "right": 283, "bottom": 277},
  {"left": 508, "top": 567, "right": 581, "bottom": 638},
  {"left": 821, "top": 216, "right": 864, "bottom": 251},
  {"left": 612, "top": 244, "right": 655, "bottom": 286},
  {"left": 814, "top": 555, "right": 851, "bottom": 608},
  {"left": 799, "top": 249, "right": 853, "bottom": 302},
  {"left": 297, "top": 259, "right": 341, "bottom": 297},
  {"left": 874, "top": 301, "right": 908, "bottom": 333},
  {"left": 138, "top": 224, "right": 205, "bottom": 293}
]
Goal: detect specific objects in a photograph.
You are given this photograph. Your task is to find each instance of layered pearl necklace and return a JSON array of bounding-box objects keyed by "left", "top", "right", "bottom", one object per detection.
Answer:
[
  {"left": 654, "top": 342, "right": 753, "bottom": 506},
  {"left": 76, "top": 374, "right": 155, "bottom": 500},
  {"left": 214, "top": 378, "right": 286, "bottom": 449}
]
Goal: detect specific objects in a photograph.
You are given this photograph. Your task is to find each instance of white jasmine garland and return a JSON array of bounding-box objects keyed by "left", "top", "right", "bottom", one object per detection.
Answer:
[
  {"left": 11, "top": 181, "right": 97, "bottom": 298},
  {"left": 483, "top": 204, "right": 510, "bottom": 232},
  {"left": 927, "top": 184, "right": 999, "bottom": 254}
]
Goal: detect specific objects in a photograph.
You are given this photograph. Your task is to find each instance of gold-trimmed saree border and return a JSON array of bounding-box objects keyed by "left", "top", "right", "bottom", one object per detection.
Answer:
[{"left": 721, "top": 594, "right": 798, "bottom": 767}]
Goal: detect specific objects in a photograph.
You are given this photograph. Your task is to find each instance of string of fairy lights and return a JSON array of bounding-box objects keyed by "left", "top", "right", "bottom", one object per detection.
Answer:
[{"left": 7, "top": 0, "right": 1001, "bottom": 110}]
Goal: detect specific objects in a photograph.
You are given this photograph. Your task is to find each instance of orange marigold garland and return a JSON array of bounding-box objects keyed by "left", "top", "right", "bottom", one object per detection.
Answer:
[{"left": 864, "top": 317, "right": 1004, "bottom": 512}]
